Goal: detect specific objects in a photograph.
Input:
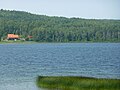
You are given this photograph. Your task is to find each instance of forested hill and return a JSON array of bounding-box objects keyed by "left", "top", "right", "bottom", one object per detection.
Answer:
[{"left": 0, "top": 9, "right": 120, "bottom": 42}]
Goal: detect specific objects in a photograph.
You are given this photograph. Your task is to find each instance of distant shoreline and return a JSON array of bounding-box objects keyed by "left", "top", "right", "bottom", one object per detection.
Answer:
[
  {"left": 0, "top": 41, "right": 38, "bottom": 44},
  {"left": 0, "top": 10, "right": 120, "bottom": 43},
  {"left": 0, "top": 41, "right": 120, "bottom": 44}
]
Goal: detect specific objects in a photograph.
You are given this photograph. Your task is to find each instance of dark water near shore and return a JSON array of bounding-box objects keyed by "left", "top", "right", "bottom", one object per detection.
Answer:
[{"left": 0, "top": 43, "right": 120, "bottom": 90}]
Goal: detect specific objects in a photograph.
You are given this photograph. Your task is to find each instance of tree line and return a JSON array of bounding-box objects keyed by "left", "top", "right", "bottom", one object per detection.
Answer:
[{"left": 0, "top": 9, "right": 120, "bottom": 42}]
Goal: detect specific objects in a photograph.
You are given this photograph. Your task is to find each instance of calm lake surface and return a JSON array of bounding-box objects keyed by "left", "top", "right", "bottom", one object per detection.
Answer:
[{"left": 0, "top": 43, "right": 120, "bottom": 90}]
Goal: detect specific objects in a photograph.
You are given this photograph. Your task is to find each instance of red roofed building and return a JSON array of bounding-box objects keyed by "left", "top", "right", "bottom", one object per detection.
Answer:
[
  {"left": 28, "top": 35, "right": 33, "bottom": 38},
  {"left": 7, "top": 34, "right": 19, "bottom": 40}
]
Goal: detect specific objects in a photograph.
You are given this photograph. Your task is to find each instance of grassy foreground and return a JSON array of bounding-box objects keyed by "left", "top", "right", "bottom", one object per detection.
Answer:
[{"left": 36, "top": 76, "right": 120, "bottom": 90}]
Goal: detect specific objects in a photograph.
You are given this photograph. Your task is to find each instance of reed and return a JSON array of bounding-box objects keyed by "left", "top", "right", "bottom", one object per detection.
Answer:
[{"left": 36, "top": 76, "right": 120, "bottom": 90}]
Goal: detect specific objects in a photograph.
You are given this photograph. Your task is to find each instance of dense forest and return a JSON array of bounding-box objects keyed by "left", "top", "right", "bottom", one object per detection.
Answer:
[{"left": 0, "top": 9, "right": 120, "bottom": 42}]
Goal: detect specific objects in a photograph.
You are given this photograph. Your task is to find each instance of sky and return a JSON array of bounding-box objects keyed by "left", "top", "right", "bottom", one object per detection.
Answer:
[{"left": 0, "top": 0, "right": 120, "bottom": 19}]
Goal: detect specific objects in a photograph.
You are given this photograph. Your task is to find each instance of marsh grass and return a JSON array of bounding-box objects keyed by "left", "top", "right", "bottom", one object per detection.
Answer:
[{"left": 36, "top": 76, "right": 120, "bottom": 90}]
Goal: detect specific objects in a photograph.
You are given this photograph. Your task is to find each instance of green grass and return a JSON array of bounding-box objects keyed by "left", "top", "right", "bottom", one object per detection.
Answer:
[{"left": 36, "top": 76, "right": 120, "bottom": 90}]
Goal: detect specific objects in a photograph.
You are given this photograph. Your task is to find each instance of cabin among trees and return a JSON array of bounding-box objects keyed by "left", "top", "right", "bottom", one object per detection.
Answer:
[
  {"left": 7, "top": 34, "right": 19, "bottom": 40},
  {"left": 27, "top": 35, "right": 33, "bottom": 41},
  {"left": 5, "top": 34, "right": 33, "bottom": 41}
]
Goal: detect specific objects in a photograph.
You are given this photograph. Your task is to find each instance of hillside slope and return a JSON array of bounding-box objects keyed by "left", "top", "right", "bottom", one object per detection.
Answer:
[{"left": 0, "top": 9, "right": 120, "bottom": 42}]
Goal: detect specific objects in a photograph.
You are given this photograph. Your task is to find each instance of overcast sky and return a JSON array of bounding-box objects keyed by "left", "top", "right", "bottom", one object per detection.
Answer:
[{"left": 0, "top": 0, "right": 120, "bottom": 19}]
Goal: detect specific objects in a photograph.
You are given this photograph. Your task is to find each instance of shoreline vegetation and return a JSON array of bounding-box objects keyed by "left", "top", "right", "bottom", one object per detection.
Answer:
[
  {"left": 0, "top": 40, "right": 120, "bottom": 44},
  {"left": 37, "top": 76, "right": 120, "bottom": 90},
  {"left": 0, "top": 41, "right": 38, "bottom": 44}
]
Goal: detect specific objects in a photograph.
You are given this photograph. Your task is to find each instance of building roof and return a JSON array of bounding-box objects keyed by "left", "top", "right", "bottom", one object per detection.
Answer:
[
  {"left": 7, "top": 34, "right": 19, "bottom": 39},
  {"left": 28, "top": 35, "right": 33, "bottom": 38}
]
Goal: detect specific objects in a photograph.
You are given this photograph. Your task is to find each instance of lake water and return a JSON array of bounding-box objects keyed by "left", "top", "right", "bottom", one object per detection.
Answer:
[{"left": 0, "top": 43, "right": 120, "bottom": 90}]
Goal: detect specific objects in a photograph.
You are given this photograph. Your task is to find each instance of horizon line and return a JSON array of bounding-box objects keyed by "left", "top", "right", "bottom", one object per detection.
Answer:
[{"left": 1, "top": 9, "right": 120, "bottom": 20}]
